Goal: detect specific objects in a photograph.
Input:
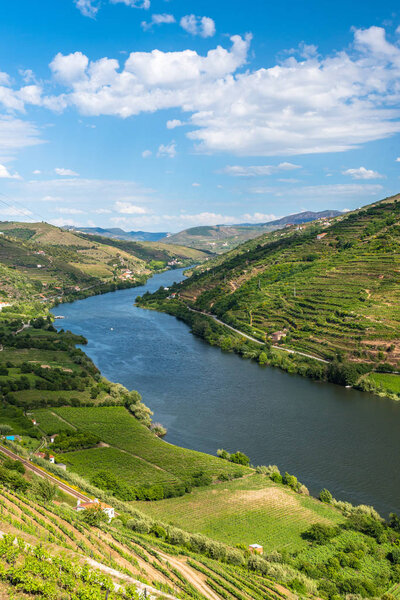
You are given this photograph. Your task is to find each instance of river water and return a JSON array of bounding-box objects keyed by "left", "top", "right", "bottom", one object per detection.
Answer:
[{"left": 52, "top": 268, "right": 400, "bottom": 516}]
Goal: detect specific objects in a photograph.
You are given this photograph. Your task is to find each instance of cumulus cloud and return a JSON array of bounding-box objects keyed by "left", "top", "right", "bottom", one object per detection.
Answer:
[
  {"left": 74, "top": 0, "right": 99, "bottom": 18},
  {"left": 142, "top": 149, "right": 152, "bottom": 158},
  {"left": 54, "top": 167, "right": 79, "bottom": 176},
  {"left": 3, "top": 26, "right": 400, "bottom": 157},
  {"left": 166, "top": 119, "right": 183, "bottom": 129},
  {"left": 0, "top": 205, "right": 32, "bottom": 217},
  {"left": 114, "top": 201, "right": 149, "bottom": 214},
  {"left": 157, "top": 142, "right": 176, "bottom": 158},
  {"left": 142, "top": 13, "right": 175, "bottom": 31},
  {"left": 222, "top": 162, "right": 301, "bottom": 176},
  {"left": 33, "top": 169, "right": 41, "bottom": 175},
  {"left": 241, "top": 213, "right": 279, "bottom": 223},
  {"left": 180, "top": 15, "right": 216, "bottom": 38},
  {"left": 75, "top": 0, "right": 149, "bottom": 18},
  {"left": 0, "top": 163, "right": 21, "bottom": 179},
  {"left": 342, "top": 166, "right": 383, "bottom": 179},
  {"left": 396, "top": 157, "right": 400, "bottom": 162},
  {"left": 192, "top": 182, "right": 201, "bottom": 187}
]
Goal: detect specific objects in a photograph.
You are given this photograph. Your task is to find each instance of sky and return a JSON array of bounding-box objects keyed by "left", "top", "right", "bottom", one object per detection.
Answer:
[{"left": 0, "top": 0, "right": 400, "bottom": 232}]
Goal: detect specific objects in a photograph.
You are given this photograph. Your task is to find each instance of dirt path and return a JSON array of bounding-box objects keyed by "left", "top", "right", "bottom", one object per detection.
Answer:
[
  {"left": 156, "top": 550, "right": 221, "bottom": 600},
  {"left": 50, "top": 411, "right": 78, "bottom": 430}
]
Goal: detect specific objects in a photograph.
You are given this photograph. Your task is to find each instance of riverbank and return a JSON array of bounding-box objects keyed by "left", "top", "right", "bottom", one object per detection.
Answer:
[{"left": 137, "top": 288, "right": 400, "bottom": 401}]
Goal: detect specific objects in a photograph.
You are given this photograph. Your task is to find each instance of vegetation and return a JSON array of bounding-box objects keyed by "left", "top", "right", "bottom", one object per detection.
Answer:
[{"left": 139, "top": 194, "right": 400, "bottom": 396}]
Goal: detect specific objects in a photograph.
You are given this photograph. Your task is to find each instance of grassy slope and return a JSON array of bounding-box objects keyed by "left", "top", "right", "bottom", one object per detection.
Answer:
[
  {"left": 137, "top": 473, "right": 343, "bottom": 552},
  {"left": 0, "top": 220, "right": 207, "bottom": 304},
  {"left": 160, "top": 195, "right": 400, "bottom": 367},
  {"left": 51, "top": 406, "right": 248, "bottom": 485}
]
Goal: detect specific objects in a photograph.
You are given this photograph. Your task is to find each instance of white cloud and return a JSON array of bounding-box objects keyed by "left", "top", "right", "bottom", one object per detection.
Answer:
[
  {"left": 396, "top": 157, "right": 400, "bottom": 162},
  {"left": 141, "top": 13, "right": 175, "bottom": 31},
  {"left": 192, "top": 182, "right": 201, "bottom": 187},
  {"left": 74, "top": 0, "right": 99, "bottom": 18},
  {"left": 4, "top": 25, "right": 400, "bottom": 158},
  {"left": 180, "top": 15, "right": 216, "bottom": 38},
  {"left": 55, "top": 207, "right": 85, "bottom": 214},
  {"left": 0, "top": 205, "right": 32, "bottom": 217},
  {"left": 250, "top": 183, "right": 383, "bottom": 198},
  {"left": 114, "top": 201, "right": 149, "bottom": 214},
  {"left": 342, "top": 166, "right": 383, "bottom": 179},
  {"left": 0, "top": 163, "right": 21, "bottom": 179},
  {"left": 142, "top": 149, "right": 152, "bottom": 158},
  {"left": 54, "top": 167, "right": 79, "bottom": 177},
  {"left": 110, "top": 0, "right": 150, "bottom": 8},
  {"left": 157, "top": 142, "right": 176, "bottom": 158},
  {"left": 33, "top": 169, "right": 41, "bottom": 175},
  {"left": 0, "top": 116, "right": 44, "bottom": 160},
  {"left": 50, "top": 217, "right": 82, "bottom": 227},
  {"left": 93, "top": 208, "right": 112, "bottom": 214},
  {"left": 222, "top": 162, "right": 301, "bottom": 176},
  {"left": 166, "top": 119, "right": 183, "bottom": 129}
]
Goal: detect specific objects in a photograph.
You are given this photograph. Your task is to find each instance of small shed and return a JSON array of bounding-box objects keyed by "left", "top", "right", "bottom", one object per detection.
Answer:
[
  {"left": 50, "top": 434, "right": 59, "bottom": 444},
  {"left": 75, "top": 498, "right": 115, "bottom": 522},
  {"left": 249, "top": 544, "right": 263, "bottom": 555}
]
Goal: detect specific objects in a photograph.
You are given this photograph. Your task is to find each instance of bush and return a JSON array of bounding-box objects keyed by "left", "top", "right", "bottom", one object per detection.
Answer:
[
  {"left": 229, "top": 451, "right": 250, "bottom": 466},
  {"left": 3, "top": 459, "right": 25, "bottom": 474},
  {"left": 302, "top": 523, "right": 339, "bottom": 544},
  {"left": 319, "top": 488, "right": 333, "bottom": 504}
]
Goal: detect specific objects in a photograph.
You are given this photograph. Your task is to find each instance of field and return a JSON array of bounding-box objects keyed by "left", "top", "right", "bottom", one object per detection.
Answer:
[
  {"left": 51, "top": 406, "right": 249, "bottom": 485},
  {"left": 368, "top": 372, "right": 400, "bottom": 395},
  {"left": 32, "top": 408, "right": 75, "bottom": 434},
  {"left": 136, "top": 473, "right": 343, "bottom": 552},
  {"left": 62, "top": 445, "right": 181, "bottom": 487}
]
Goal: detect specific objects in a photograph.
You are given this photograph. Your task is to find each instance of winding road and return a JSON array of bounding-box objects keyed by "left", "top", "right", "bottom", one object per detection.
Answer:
[{"left": 187, "top": 306, "right": 329, "bottom": 364}]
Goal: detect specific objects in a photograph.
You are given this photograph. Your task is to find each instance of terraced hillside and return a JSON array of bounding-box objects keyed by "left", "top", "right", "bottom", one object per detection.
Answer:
[
  {"left": 0, "top": 221, "right": 207, "bottom": 303},
  {"left": 139, "top": 194, "right": 400, "bottom": 394},
  {"left": 162, "top": 211, "right": 341, "bottom": 253}
]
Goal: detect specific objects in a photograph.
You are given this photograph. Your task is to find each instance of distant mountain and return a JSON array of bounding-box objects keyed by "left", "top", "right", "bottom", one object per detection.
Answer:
[
  {"left": 162, "top": 210, "right": 342, "bottom": 253},
  {"left": 238, "top": 210, "right": 342, "bottom": 227},
  {"left": 67, "top": 226, "right": 168, "bottom": 242}
]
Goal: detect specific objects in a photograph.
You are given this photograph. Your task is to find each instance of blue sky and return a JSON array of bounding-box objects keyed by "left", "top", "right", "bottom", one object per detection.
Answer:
[{"left": 0, "top": 0, "right": 399, "bottom": 232}]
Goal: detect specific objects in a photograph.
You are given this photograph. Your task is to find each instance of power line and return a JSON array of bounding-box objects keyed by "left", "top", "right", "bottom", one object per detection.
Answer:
[{"left": 0, "top": 191, "right": 48, "bottom": 224}]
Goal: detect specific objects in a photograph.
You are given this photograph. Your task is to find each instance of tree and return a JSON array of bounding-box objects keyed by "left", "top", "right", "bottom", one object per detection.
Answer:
[
  {"left": 302, "top": 523, "right": 338, "bottom": 544},
  {"left": 0, "top": 424, "right": 12, "bottom": 436},
  {"left": 80, "top": 506, "right": 107, "bottom": 527}
]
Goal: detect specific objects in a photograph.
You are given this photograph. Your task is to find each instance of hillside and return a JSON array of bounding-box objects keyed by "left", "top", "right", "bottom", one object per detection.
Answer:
[
  {"left": 139, "top": 194, "right": 400, "bottom": 396},
  {"left": 162, "top": 211, "right": 342, "bottom": 253},
  {"left": 1, "top": 213, "right": 400, "bottom": 599},
  {"left": 0, "top": 221, "right": 207, "bottom": 304},
  {"left": 68, "top": 226, "right": 168, "bottom": 242}
]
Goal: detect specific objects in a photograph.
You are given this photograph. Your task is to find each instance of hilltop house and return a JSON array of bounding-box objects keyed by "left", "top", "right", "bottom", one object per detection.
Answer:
[
  {"left": 249, "top": 544, "right": 263, "bottom": 555},
  {"left": 316, "top": 232, "right": 328, "bottom": 240},
  {"left": 75, "top": 499, "right": 115, "bottom": 522},
  {"left": 50, "top": 434, "right": 58, "bottom": 444}
]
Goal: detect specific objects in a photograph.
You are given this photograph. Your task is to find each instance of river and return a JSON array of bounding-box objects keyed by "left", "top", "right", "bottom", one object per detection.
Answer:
[{"left": 52, "top": 268, "right": 400, "bottom": 517}]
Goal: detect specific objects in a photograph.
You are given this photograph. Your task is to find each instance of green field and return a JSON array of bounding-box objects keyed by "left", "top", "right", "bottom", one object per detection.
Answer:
[
  {"left": 52, "top": 406, "right": 248, "bottom": 484},
  {"left": 32, "top": 408, "right": 75, "bottom": 434},
  {"left": 61, "top": 445, "right": 181, "bottom": 487},
  {"left": 136, "top": 473, "right": 343, "bottom": 552},
  {"left": 368, "top": 372, "right": 400, "bottom": 395}
]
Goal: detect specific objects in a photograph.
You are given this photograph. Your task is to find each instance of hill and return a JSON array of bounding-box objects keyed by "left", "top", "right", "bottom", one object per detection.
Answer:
[
  {"left": 138, "top": 194, "right": 400, "bottom": 397},
  {"left": 162, "top": 211, "right": 342, "bottom": 253},
  {"left": 68, "top": 225, "right": 168, "bottom": 242},
  {"left": 1, "top": 213, "right": 400, "bottom": 599},
  {"left": 0, "top": 221, "right": 207, "bottom": 304}
]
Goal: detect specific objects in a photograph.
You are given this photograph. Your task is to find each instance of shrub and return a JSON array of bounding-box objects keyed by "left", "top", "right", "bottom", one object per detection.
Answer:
[
  {"left": 319, "top": 488, "right": 333, "bottom": 504},
  {"left": 302, "top": 523, "right": 339, "bottom": 544},
  {"left": 229, "top": 451, "right": 250, "bottom": 466}
]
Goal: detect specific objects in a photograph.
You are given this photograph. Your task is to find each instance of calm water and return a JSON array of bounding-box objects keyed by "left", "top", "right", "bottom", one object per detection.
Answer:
[{"left": 53, "top": 268, "right": 400, "bottom": 516}]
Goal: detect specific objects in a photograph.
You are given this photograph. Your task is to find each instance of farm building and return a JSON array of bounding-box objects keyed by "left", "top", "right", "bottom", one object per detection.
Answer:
[
  {"left": 316, "top": 232, "right": 328, "bottom": 240},
  {"left": 249, "top": 544, "right": 263, "bottom": 555},
  {"left": 75, "top": 499, "right": 115, "bottom": 522},
  {"left": 271, "top": 331, "right": 286, "bottom": 342},
  {"left": 49, "top": 434, "right": 59, "bottom": 443}
]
